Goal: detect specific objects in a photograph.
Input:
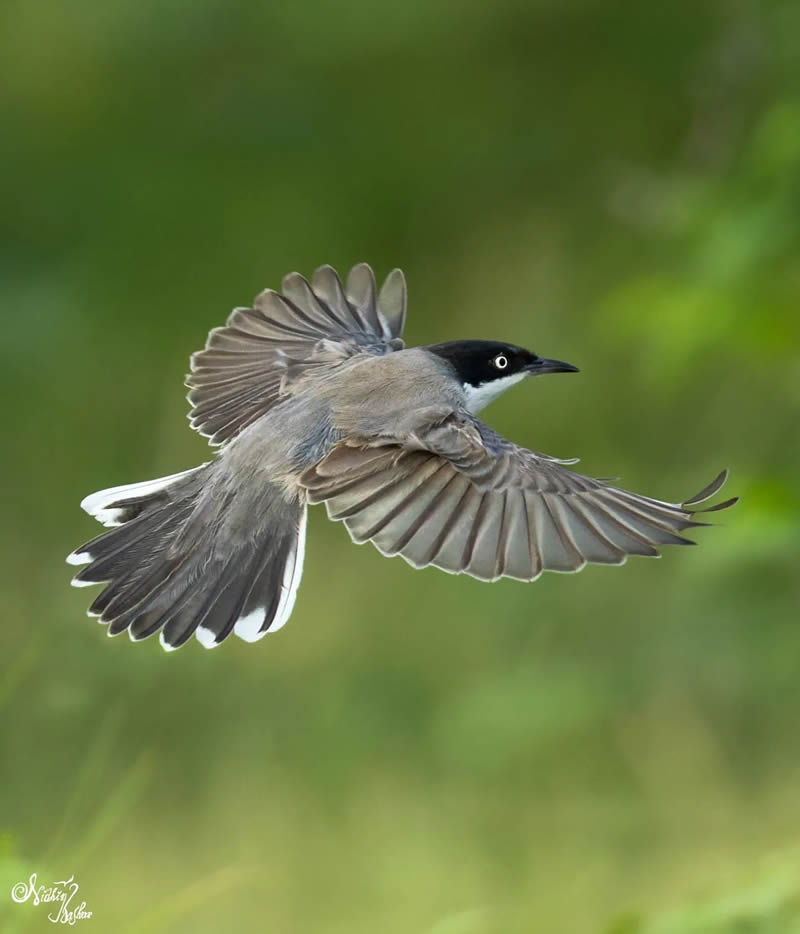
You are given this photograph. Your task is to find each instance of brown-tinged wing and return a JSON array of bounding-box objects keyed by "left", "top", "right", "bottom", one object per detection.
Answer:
[
  {"left": 300, "top": 415, "right": 737, "bottom": 582},
  {"left": 186, "top": 264, "right": 406, "bottom": 446}
]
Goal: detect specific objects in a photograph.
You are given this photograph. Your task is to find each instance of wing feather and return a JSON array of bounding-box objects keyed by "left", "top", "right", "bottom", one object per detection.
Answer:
[
  {"left": 300, "top": 408, "right": 737, "bottom": 583},
  {"left": 346, "top": 264, "right": 382, "bottom": 336},
  {"left": 186, "top": 265, "right": 407, "bottom": 446},
  {"left": 377, "top": 269, "right": 407, "bottom": 340}
]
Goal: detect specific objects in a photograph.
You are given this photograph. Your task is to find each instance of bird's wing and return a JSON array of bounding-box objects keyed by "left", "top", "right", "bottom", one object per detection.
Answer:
[
  {"left": 300, "top": 413, "right": 736, "bottom": 581},
  {"left": 186, "top": 264, "right": 407, "bottom": 446}
]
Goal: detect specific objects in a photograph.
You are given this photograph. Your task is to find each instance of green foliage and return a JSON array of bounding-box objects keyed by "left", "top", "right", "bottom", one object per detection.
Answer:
[
  {"left": 1, "top": 0, "right": 799, "bottom": 931},
  {"left": 604, "top": 857, "right": 800, "bottom": 934}
]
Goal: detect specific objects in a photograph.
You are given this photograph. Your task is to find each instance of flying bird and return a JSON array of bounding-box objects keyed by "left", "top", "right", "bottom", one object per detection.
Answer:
[{"left": 68, "top": 263, "right": 736, "bottom": 651}]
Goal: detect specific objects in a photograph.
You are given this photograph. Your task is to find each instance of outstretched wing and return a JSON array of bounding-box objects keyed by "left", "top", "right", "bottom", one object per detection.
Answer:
[
  {"left": 300, "top": 414, "right": 736, "bottom": 582},
  {"left": 186, "top": 264, "right": 407, "bottom": 446}
]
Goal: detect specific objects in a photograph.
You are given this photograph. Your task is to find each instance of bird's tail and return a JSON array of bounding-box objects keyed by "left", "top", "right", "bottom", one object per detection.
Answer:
[{"left": 67, "top": 465, "right": 307, "bottom": 650}]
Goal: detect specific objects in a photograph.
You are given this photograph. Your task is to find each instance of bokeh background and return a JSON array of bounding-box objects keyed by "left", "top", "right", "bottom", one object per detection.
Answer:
[{"left": 2, "top": 1, "right": 799, "bottom": 931}]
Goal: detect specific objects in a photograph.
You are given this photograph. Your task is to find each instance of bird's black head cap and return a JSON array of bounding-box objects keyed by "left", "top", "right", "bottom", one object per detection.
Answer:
[{"left": 426, "top": 340, "right": 578, "bottom": 387}]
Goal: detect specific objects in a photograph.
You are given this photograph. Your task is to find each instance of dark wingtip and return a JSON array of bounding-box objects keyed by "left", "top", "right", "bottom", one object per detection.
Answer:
[
  {"left": 682, "top": 468, "right": 729, "bottom": 507},
  {"left": 701, "top": 495, "right": 739, "bottom": 513}
]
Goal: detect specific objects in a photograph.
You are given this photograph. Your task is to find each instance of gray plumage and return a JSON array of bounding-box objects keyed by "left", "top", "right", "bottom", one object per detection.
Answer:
[{"left": 68, "top": 263, "right": 736, "bottom": 650}]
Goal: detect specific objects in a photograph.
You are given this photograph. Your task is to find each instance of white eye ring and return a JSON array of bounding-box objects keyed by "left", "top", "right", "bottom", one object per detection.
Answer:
[{"left": 493, "top": 354, "right": 508, "bottom": 370}]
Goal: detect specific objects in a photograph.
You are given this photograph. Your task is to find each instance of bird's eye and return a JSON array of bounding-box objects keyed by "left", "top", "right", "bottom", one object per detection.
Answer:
[{"left": 493, "top": 354, "right": 508, "bottom": 370}]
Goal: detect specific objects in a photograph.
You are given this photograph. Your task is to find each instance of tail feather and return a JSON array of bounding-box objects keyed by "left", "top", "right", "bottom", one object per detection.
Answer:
[
  {"left": 68, "top": 467, "right": 307, "bottom": 651},
  {"left": 233, "top": 507, "right": 307, "bottom": 643},
  {"left": 127, "top": 579, "right": 200, "bottom": 645},
  {"left": 79, "top": 466, "right": 205, "bottom": 526},
  {"left": 161, "top": 539, "right": 273, "bottom": 649},
  {"left": 70, "top": 501, "right": 194, "bottom": 587},
  {"left": 105, "top": 542, "right": 198, "bottom": 636}
]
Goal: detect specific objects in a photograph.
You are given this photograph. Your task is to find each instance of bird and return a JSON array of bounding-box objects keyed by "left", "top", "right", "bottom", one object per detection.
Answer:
[{"left": 67, "top": 263, "right": 737, "bottom": 651}]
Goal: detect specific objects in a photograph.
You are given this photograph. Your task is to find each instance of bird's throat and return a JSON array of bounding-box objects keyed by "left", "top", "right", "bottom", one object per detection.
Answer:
[{"left": 462, "top": 372, "right": 527, "bottom": 413}]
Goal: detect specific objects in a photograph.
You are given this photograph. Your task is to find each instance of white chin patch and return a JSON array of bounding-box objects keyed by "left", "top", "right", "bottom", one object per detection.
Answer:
[{"left": 462, "top": 372, "right": 526, "bottom": 413}]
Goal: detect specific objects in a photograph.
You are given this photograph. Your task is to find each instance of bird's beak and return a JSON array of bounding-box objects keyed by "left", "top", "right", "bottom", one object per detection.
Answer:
[{"left": 525, "top": 357, "right": 580, "bottom": 375}]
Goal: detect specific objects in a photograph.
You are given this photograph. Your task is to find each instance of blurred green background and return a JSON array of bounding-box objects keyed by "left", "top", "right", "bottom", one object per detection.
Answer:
[{"left": 2, "top": 0, "right": 799, "bottom": 931}]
